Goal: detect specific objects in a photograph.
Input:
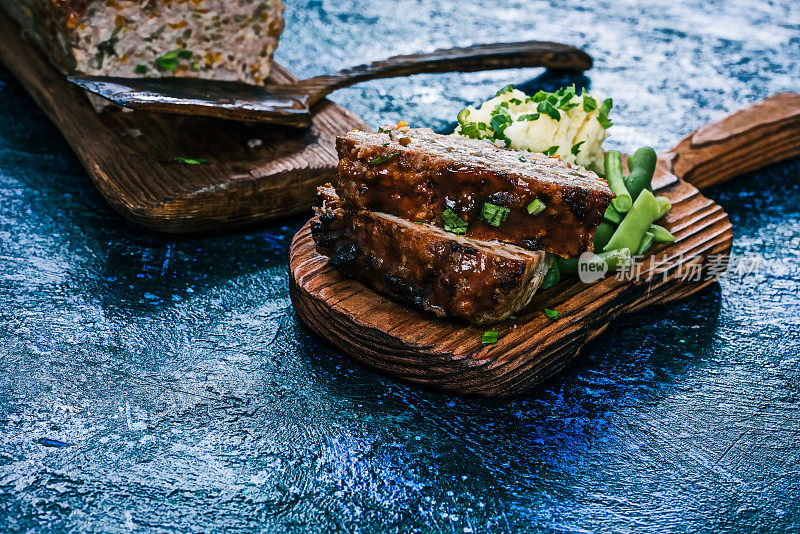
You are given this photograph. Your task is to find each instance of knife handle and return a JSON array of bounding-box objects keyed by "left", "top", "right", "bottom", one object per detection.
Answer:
[
  {"left": 662, "top": 92, "right": 800, "bottom": 190},
  {"left": 301, "top": 40, "right": 592, "bottom": 107}
]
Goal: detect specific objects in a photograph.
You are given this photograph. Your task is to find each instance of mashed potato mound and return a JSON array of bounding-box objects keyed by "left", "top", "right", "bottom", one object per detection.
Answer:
[{"left": 453, "top": 85, "right": 612, "bottom": 173}]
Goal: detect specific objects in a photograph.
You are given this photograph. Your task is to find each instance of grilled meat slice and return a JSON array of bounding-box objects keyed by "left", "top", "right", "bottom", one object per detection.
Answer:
[
  {"left": 2, "top": 0, "right": 284, "bottom": 91},
  {"left": 336, "top": 128, "right": 613, "bottom": 257},
  {"left": 312, "top": 186, "right": 552, "bottom": 325}
]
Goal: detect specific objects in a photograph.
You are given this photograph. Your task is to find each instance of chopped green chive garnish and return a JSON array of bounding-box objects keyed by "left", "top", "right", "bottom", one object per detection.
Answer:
[
  {"left": 459, "top": 122, "right": 482, "bottom": 139},
  {"left": 495, "top": 84, "right": 515, "bottom": 96},
  {"left": 156, "top": 59, "right": 178, "bottom": 71},
  {"left": 526, "top": 198, "right": 546, "bottom": 215},
  {"left": 442, "top": 208, "right": 468, "bottom": 234},
  {"left": 556, "top": 84, "right": 576, "bottom": 96},
  {"left": 530, "top": 90, "right": 549, "bottom": 103},
  {"left": 489, "top": 106, "right": 513, "bottom": 138},
  {"left": 377, "top": 127, "right": 389, "bottom": 133},
  {"left": 455, "top": 86, "right": 611, "bottom": 145},
  {"left": 582, "top": 93, "right": 597, "bottom": 112},
  {"left": 597, "top": 98, "right": 614, "bottom": 128},
  {"left": 172, "top": 157, "right": 207, "bottom": 165},
  {"left": 480, "top": 202, "right": 510, "bottom": 227},
  {"left": 368, "top": 153, "right": 398, "bottom": 165},
  {"left": 158, "top": 49, "right": 192, "bottom": 60},
  {"left": 190, "top": 61, "right": 201, "bottom": 71},
  {"left": 555, "top": 87, "right": 578, "bottom": 110},
  {"left": 519, "top": 156, "right": 527, "bottom": 162},
  {"left": 542, "top": 146, "right": 559, "bottom": 156},
  {"left": 490, "top": 114, "right": 511, "bottom": 134},
  {"left": 491, "top": 104, "right": 511, "bottom": 118},
  {"left": 544, "top": 308, "right": 560, "bottom": 320},
  {"left": 571, "top": 141, "right": 585, "bottom": 155},
  {"left": 482, "top": 330, "right": 499, "bottom": 344},
  {"left": 156, "top": 49, "right": 193, "bottom": 71},
  {"left": 156, "top": 58, "right": 178, "bottom": 71},
  {"left": 537, "top": 100, "right": 561, "bottom": 121},
  {"left": 457, "top": 122, "right": 477, "bottom": 136},
  {"left": 134, "top": 64, "right": 148, "bottom": 74}
]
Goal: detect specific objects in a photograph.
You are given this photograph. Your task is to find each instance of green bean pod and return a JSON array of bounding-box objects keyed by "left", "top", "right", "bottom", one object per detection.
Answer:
[
  {"left": 655, "top": 196, "right": 671, "bottom": 220},
  {"left": 603, "top": 189, "right": 661, "bottom": 253},
  {"left": 541, "top": 258, "right": 560, "bottom": 289},
  {"left": 649, "top": 224, "right": 676, "bottom": 243},
  {"left": 636, "top": 231, "right": 654, "bottom": 256},
  {"left": 556, "top": 256, "right": 579, "bottom": 275},
  {"left": 604, "top": 151, "right": 632, "bottom": 213},
  {"left": 598, "top": 248, "right": 631, "bottom": 270},
  {"left": 579, "top": 248, "right": 631, "bottom": 275},
  {"left": 604, "top": 204, "right": 624, "bottom": 225},
  {"left": 593, "top": 221, "right": 616, "bottom": 251},
  {"left": 624, "top": 147, "right": 657, "bottom": 201}
]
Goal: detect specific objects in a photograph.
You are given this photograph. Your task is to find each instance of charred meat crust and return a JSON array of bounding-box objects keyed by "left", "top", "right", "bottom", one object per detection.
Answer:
[
  {"left": 336, "top": 128, "right": 613, "bottom": 257},
  {"left": 312, "top": 186, "right": 552, "bottom": 325}
]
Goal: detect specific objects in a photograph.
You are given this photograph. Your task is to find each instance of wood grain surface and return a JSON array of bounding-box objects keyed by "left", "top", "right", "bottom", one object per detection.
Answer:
[
  {"left": 290, "top": 93, "right": 800, "bottom": 396},
  {"left": 0, "top": 9, "right": 367, "bottom": 233},
  {"left": 664, "top": 92, "right": 800, "bottom": 190}
]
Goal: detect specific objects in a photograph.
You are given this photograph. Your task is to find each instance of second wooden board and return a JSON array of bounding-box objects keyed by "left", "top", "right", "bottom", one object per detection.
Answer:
[{"left": 0, "top": 9, "right": 367, "bottom": 233}]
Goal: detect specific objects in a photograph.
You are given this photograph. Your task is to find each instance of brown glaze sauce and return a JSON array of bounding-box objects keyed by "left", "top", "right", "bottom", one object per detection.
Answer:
[{"left": 336, "top": 128, "right": 613, "bottom": 257}]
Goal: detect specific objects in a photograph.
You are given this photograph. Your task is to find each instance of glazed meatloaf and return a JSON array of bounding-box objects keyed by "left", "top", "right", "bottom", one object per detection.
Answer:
[
  {"left": 1, "top": 0, "right": 284, "bottom": 84},
  {"left": 336, "top": 128, "right": 614, "bottom": 257},
  {"left": 312, "top": 185, "right": 552, "bottom": 324}
]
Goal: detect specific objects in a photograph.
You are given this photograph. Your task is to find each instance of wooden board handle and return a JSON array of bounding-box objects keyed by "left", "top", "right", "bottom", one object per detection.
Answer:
[
  {"left": 303, "top": 41, "right": 591, "bottom": 106},
  {"left": 663, "top": 92, "right": 800, "bottom": 189}
]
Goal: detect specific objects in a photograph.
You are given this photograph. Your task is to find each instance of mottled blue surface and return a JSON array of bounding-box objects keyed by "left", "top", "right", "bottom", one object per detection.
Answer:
[{"left": 1, "top": 1, "right": 800, "bottom": 532}]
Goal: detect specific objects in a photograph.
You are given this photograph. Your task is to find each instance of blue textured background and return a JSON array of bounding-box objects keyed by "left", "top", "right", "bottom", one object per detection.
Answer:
[{"left": 1, "top": 1, "right": 799, "bottom": 532}]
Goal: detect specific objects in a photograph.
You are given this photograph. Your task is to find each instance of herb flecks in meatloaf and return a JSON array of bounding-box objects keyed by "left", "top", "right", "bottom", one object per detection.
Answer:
[
  {"left": 1, "top": 0, "right": 284, "bottom": 85},
  {"left": 336, "top": 128, "right": 614, "bottom": 257}
]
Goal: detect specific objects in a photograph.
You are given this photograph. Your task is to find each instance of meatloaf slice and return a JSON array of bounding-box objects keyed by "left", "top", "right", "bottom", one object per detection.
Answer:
[
  {"left": 312, "top": 185, "right": 552, "bottom": 325},
  {"left": 1, "top": 0, "right": 284, "bottom": 85},
  {"left": 336, "top": 128, "right": 613, "bottom": 257}
]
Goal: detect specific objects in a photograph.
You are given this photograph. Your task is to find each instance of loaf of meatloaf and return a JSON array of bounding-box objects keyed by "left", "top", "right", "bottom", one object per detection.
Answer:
[
  {"left": 1, "top": 0, "right": 284, "bottom": 85},
  {"left": 312, "top": 185, "right": 552, "bottom": 324},
  {"left": 336, "top": 128, "right": 614, "bottom": 258}
]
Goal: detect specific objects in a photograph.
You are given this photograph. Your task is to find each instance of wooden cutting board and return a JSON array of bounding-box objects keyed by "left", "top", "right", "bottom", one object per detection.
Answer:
[
  {"left": 289, "top": 93, "right": 800, "bottom": 397},
  {"left": 0, "top": 9, "right": 367, "bottom": 233}
]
